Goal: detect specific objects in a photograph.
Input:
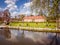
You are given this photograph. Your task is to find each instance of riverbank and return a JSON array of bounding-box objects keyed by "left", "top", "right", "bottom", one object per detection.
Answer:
[{"left": 0, "top": 26, "right": 60, "bottom": 33}]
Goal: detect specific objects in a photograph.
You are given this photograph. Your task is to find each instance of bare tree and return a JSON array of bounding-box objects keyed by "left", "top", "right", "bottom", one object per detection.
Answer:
[
  {"left": 18, "top": 14, "right": 25, "bottom": 21},
  {"left": 3, "top": 9, "right": 11, "bottom": 25}
]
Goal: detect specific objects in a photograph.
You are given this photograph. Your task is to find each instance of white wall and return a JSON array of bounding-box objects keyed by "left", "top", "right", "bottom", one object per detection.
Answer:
[
  {"left": 23, "top": 19, "right": 46, "bottom": 22},
  {"left": 34, "top": 19, "right": 46, "bottom": 22},
  {"left": 23, "top": 19, "right": 32, "bottom": 22}
]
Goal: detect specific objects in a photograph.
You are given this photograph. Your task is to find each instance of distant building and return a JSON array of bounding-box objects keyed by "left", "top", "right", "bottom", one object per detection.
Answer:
[{"left": 23, "top": 16, "right": 46, "bottom": 22}]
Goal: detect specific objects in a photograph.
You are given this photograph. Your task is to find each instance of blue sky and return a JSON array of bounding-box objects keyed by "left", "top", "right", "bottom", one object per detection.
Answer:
[
  {"left": 0, "top": 0, "right": 31, "bottom": 17},
  {"left": 0, "top": 0, "right": 29, "bottom": 8}
]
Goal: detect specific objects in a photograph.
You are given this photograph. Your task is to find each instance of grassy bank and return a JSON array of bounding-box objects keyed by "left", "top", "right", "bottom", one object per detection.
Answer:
[{"left": 9, "top": 22, "right": 56, "bottom": 29}]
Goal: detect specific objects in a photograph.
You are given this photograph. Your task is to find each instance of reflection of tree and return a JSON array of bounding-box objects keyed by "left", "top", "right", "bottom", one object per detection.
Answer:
[
  {"left": 3, "top": 27, "right": 11, "bottom": 39},
  {"left": 22, "top": 30, "right": 25, "bottom": 38},
  {"left": 49, "top": 35, "right": 58, "bottom": 45}
]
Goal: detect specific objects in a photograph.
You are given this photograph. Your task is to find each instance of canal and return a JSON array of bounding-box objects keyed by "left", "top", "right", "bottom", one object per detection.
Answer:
[{"left": 0, "top": 29, "right": 60, "bottom": 45}]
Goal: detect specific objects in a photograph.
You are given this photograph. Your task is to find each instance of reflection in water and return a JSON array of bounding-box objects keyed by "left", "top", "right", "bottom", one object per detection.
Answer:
[
  {"left": 0, "top": 29, "right": 60, "bottom": 45},
  {"left": 0, "top": 27, "right": 11, "bottom": 39}
]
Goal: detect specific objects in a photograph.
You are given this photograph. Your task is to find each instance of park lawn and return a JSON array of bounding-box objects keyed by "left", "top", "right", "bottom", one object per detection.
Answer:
[{"left": 9, "top": 22, "right": 56, "bottom": 29}]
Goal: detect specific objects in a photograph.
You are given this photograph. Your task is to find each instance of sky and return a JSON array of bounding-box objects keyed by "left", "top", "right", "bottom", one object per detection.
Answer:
[
  {"left": 0, "top": 0, "right": 58, "bottom": 17},
  {"left": 0, "top": 0, "right": 32, "bottom": 17}
]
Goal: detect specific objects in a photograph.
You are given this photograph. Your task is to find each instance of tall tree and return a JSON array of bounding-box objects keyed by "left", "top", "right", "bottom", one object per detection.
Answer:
[
  {"left": 49, "top": 0, "right": 60, "bottom": 28},
  {"left": 31, "top": 0, "right": 60, "bottom": 28},
  {"left": 31, "top": 0, "right": 47, "bottom": 15},
  {"left": 3, "top": 9, "right": 11, "bottom": 25}
]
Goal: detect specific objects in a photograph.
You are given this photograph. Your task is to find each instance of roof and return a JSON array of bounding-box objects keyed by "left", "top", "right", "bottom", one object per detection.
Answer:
[{"left": 23, "top": 16, "right": 45, "bottom": 20}]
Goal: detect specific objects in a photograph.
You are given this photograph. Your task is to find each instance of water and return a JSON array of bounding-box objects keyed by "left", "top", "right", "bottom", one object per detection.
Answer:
[{"left": 0, "top": 29, "right": 60, "bottom": 45}]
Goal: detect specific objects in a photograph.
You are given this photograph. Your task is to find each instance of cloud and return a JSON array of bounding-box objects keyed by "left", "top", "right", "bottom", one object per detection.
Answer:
[
  {"left": 5, "top": 0, "right": 17, "bottom": 4},
  {"left": 4, "top": 0, "right": 18, "bottom": 17},
  {"left": 19, "top": 2, "right": 32, "bottom": 15},
  {"left": 4, "top": 0, "right": 18, "bottom": 11},
  {"left": 19, "top": 2, "right": 39, "bottom": 15},
  {"left": 12, "top": 11, "right": 17, "bottom": 15},
  {"left": 11, "top": 10, "right": 20, "bottom": 18},
  {"left": 20, "top": 11, "right": 31, "bottom": 15},
  {"left": 0, "top": 8, "right": 3, "bottom": 11},
  {"left": 24, "top": 2, "right": 32, "bottom": 8},
  {"left": 4, "top": 0, "right": 37, "bottom": 17},
  {"left": 7, "top": 4, "right": 17, "bottom": 11}
]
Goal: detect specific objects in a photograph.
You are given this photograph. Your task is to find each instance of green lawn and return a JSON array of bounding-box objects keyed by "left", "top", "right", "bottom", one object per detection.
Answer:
[{"left": 9, "top": 22, "right": 56, "bottom": 29}]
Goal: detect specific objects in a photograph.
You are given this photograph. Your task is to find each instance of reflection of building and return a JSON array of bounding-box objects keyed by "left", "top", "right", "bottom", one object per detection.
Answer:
[{"left": 23, "top": 16, "right": 46, "bottom": 22}]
